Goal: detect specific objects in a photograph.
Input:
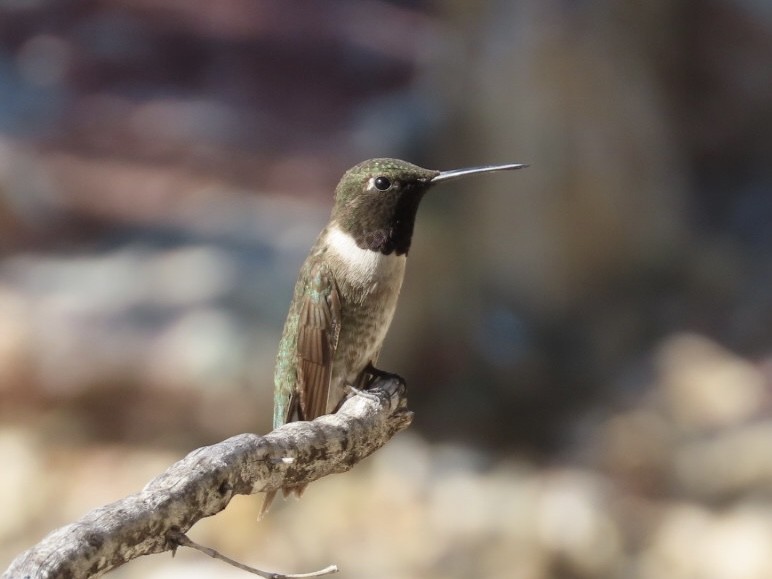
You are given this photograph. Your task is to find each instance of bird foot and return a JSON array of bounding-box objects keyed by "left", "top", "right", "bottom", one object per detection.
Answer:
[
  {"left": 367, "top": 363, "right": 408, "bottom": 404},
  {"left": 345, "top": 384, "right": 382, "bottom": 404},
  {"left": 343, "top": 364, "right": 407, "bottom": 410},
  {"left": 363, "top": 362, "right": 402, "bottom": 383}
]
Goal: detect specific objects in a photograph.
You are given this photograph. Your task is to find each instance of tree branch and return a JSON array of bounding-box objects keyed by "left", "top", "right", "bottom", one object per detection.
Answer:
[{"left": 3, "top": 377, "right": 412, "bottom": 579}]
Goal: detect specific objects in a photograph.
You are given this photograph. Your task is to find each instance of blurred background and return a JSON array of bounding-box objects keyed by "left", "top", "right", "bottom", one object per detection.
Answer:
[{"left": 2, "top": 0, "right": 772, "bottom": 577}]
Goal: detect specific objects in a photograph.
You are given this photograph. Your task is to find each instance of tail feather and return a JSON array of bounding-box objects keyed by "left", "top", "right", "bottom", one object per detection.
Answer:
[
  {"left": 285, "top": 484, "right": 307, "bottom": 499},
  {"left": 258, "top": 485, "right": 308, "bottom": 520},
  {"left": 259, "top": 490, "right": 278, "bottom": 520}
]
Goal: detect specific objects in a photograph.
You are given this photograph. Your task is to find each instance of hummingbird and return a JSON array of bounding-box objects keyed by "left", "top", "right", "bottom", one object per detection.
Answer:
[{"left": 262, "top": 158, "right": 526, "bottom": 515}]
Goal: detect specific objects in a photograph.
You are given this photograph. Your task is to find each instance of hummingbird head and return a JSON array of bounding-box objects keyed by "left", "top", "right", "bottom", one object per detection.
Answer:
[{"left": 332, "top": 157, "right": 527, "bottom": 256}]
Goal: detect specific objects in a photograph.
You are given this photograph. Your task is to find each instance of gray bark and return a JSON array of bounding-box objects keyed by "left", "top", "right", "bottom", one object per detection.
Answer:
[{"left": 3, "top": 377, "right": 412, "bottom": 579}]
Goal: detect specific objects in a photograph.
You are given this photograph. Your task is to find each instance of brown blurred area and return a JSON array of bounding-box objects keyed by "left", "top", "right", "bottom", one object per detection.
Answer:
[{"left": 2, "top": 1, "right": 772, "bottom": 577}]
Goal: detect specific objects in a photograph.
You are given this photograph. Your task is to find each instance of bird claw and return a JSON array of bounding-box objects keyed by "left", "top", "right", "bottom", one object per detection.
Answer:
[
  {"left": 356, "top": 363, "right": 408, "bottom": 408},
  {"left": 345, "top": 384, "right": 382, "bottom": 404}
]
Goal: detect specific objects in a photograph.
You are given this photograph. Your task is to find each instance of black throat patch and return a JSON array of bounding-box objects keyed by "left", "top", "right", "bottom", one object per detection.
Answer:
[{"left": 345, "top": 186, "right": 425, "bottom": 256}]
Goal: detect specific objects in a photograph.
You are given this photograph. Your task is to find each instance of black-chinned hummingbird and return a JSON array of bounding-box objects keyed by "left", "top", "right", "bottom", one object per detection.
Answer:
[{"left": 263, "top": 158, "right": 526, "bottom": 515}]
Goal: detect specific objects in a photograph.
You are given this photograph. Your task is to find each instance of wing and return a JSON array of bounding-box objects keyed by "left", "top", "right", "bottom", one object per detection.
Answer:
[
  {"left": 265, "top": 261, "right": 340, "bottom": 515},
  {"left": 295, "top": 262, "right": 342, "bottom": 421}
]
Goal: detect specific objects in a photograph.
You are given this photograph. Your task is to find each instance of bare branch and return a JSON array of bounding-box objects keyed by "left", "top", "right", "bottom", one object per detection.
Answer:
[
  {"left": 3, "top": 377, "right": 412, "bottom": 579},
  {"left": 170, "top": 531, "right": 338, "bottom": 578}
]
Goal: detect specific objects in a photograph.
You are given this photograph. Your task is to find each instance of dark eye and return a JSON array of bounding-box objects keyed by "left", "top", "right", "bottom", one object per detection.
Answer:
[{"left": 374, "top": 176, "right": 391, "bottom": 191}]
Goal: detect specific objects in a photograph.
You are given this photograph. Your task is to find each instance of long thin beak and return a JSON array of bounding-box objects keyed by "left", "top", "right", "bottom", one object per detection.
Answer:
[{"left": 431, "top": 163, "right": 528, "bottom": 184}]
